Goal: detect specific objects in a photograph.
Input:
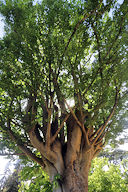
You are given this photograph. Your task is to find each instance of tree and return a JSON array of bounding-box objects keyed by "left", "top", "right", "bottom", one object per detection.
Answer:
[
  {"left": 18, "top": 157, "right": 128, "bottom": 192},
  {"left": 0, "top": 0, "right": 128, "bottom": 191},
  {"left": 0, "top": 161, "right": 20, "bottom": 192},
  {"left": 88, "top": 157, "right": 128, "bottom": 192}
]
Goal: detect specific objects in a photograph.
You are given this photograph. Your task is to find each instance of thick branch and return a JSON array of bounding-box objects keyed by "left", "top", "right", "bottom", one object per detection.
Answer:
[
  {"left": 45, "top": 95, "right": 53, "bottom": 149},
  {"left": 69, "top": 58, "right": 83, "bottom": 115},
  {"left": 22, "top": 94, "right": 37, "bottom": 130},
  {"left": 65, "top": 101, "right": 90, "bottom": 145},
  {"left": 95, "top": 133, "right": 105, "bottom": 146},
  {"left": 29, "top": 126, "right": 57, "bottom": 163},
  {"left": 93, "top": 142, "right": 105, "bottom": 159},
  {"left": 7, "top": 129, "right": 44, "bottom": 167},
  {"left": 50, "top": 113, "right": 70, "bottom": 144}
]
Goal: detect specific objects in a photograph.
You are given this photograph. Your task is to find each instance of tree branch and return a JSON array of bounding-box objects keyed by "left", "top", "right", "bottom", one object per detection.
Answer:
[
  {"left": 7, "top": 128, "right": 44, "bottom": 167},
  {"left": 69, "top": 58, "right": 83, "bottom": 116},
  {"left": 91, "top": 21, "right": 103, "bottom": 81},
  {"left": 29, "top": 125, "right": 57, "bottom": 164},
  {"left": 63, "top": 2, "right": 102, "bottom": 54},
  {"left": 57, "top": 1, "right": 102, "bottom": 78},
  {"left": 52, "top": 71, "right": 66, "bottom": 113},
  {"left": 90, "top": 87, "right": 119, "bottom": 144},
  {"left": 46, "top": 109, "right": 52, "bottom": 151},
  {"left": 82, "top": 68, "right": 100, "bottom": 97},
  {"left": 103, "top": 12, "right": 127, "bottom": 61},
  {"left": 50, "top": 113, "right": 70, "bottom": 144},
  {"left": 65, "top": 100, "right": 90, "bottom": 145}
]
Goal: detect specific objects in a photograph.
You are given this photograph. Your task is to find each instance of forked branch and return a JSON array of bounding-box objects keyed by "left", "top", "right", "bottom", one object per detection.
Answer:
[
  {"left": 29, "top": 124, "right": 57, "bottom": 163},
  {"left": 93, "top": 141, "right": 105, "bottom": 159},
  {"left": 65, "top": 100, "right": 90, "bottom": 145}
]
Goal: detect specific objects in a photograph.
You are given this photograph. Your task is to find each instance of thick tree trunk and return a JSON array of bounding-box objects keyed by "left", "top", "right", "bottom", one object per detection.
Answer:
[
  {"left": 28, "top": 110, "right": 107, "bottom": 192},
  {"left": 46, "top": 149, "right": 92, "bottom": 192},
  {"left": 62, "top": 163, "right": 89, "bottom": 192},
  {"left": 48, "top": 159, "right": 91, "bottom": 192}
]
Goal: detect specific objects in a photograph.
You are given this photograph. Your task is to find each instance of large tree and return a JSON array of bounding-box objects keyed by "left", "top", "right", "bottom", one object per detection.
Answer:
[{"left": 0, "top": 0, "right": 128, "bottom": 191}]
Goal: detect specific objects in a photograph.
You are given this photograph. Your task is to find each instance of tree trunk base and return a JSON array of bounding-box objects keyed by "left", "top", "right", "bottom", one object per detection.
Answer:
[{"left": 62, "top": 163, "right": 89, "bottom": 192}]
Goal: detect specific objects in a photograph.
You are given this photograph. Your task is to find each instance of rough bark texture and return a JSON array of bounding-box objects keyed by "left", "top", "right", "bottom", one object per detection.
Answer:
[
  {"left": 62, "top": 161, "right": 90, "bottom": 192},
  {"left": 7, "top": 84, "right": 118, "bottom": 192}
]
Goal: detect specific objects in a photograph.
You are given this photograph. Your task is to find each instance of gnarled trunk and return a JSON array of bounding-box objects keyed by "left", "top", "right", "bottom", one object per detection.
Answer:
[
  {"left": 43, "top": 119, "right": 94, "bottom": 192},
  {"left": 25, "top": 96, "right": 116, "bottom": 192},
  {"left": 62, "top": 161, "right": 90, "bottom": 192},
  {"left": 46, "top": 149, "right": 93, "bottom": 192}
]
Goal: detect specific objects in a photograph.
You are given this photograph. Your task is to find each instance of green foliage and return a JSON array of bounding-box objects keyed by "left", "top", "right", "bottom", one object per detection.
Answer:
[
  {"left": 19, "top": 163, "right": 61, "bottom": 192},
  {"left": 0, "top": 0, "right": 127, "bottom": 152},
  {"left": 18, "top": 158, "right": 128, "bottom": 192},
  {"left": 0, "top": 0, "right": 128, "bottom": 187},
  {"left": 0, "top": 1, "right": 127, "bottom": 191},
  {"left": 88, "top": 157, "right": 128, "bottom": 192}
]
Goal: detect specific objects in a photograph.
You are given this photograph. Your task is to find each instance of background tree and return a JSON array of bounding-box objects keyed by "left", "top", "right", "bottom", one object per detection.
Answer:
[
  {"left": 88, "top": 157, "right": 128, "bottom": 192},
  {"left": 0, "top": 0, "right": 128, "bottom": 191},
  {"left": 0, "top": 161, "right": 20, "bottom": 192}
]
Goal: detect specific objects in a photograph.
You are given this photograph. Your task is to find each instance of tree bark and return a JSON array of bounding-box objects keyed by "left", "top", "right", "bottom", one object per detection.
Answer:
[
  {"left": 62, "top": 163, "right": 89, "bottom": 192},
  {"left": 26, "top": 103, "right": 116, "bottom": 192},
  {"left": 47, "top": 157, "right": 91, "bottom": 192}
]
